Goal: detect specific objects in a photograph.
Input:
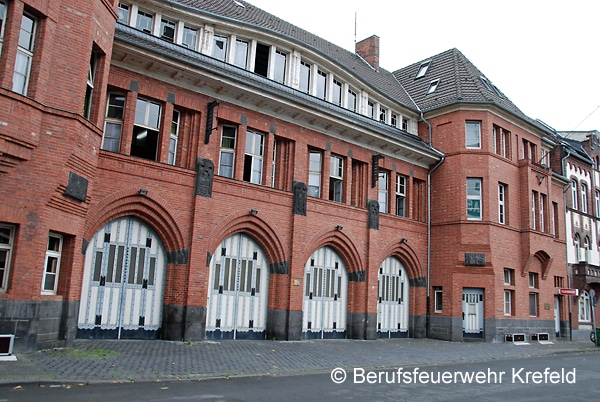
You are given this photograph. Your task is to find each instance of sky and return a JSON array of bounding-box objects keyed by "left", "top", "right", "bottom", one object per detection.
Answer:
[{"left": 248, "top": 0, "right": 600, "bottom": 133}]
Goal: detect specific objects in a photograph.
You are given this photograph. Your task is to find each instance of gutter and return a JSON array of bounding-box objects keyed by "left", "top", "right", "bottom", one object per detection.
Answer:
[{"left": 561, "top": 147, "right": 573, "bottom": 341}]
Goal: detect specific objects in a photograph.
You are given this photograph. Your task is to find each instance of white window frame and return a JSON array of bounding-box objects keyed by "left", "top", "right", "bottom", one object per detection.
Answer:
[
  {"left": 84, "top": 52, "right": 97, "bottom": 119},
  {"left": 434, "top": 288, "right": 443, "bottom": 312},
  {"left": 234, "top": 38, "right": 249, "bottom": 69},
  {"left": 218, "top": 126, "right": 236, "bottom": 178},
  {"left": 168, "top": 109, "right": 180, "bottom": 165},
  {"left": 396, "top": 175, "right": 407, "bottom": 217},
  {"left": 212, "top": 34, "right": 228, "bottom": 61},
  {"left": 529, "top": 292, "right": 538, "bottom": 317},
  {"left": 504, "top": 290, "right": 512, "bottom": 316},
  {"left": 0, "top": 1, "right": 8, "bottom": 54},
  {"left": 102, "top": 93, "right": 126, "bottom": 152},
  {"left": 244, "top": 130, "right": 264, "bottom": 184},
  {"left": 308, "top": 150, "right": 322, "bottom": 197},
  {"left": 0, "top": 223, "right": 15, "bottom": 292},
  {"left": 528, "top": 272, "right": 538, "bottom": 289},
  {"left": 13, "top": 13, "right": 36, "bottom": 95},
  {"left": 135, "top": 9, "right": 154, "bottom": 33},
  {"left": 273, "top": 50, "right": 287, "bottom": 84},
  {"left": 596, "top": 190, "right": 600, "bottom": 218},
  {"left": 571, "top": 180, "right": 578, "bottom": 210},
  {"left": 117, "top": 3, "right": 130, "bottom": 25},
  {"left": 465, "top": 121, "right": 481, "bottom": 149},
  {"left": 159, "top": 18, "right": 176, "bottom": 42},
  {"left": 466, "top": 178, "right": 482, "bottom": 220},
  {"left": 581, "top": 183, "right": 588, "bottom": 213},
  {"left": 42, "top": 233, "right": 63, "bottom": 294},
  {"left": 378, "top": 171, "right": 389, "bottom": 214},
  {"left": 182, "top": 26, "right": 198, "bottom": 50},
  {"left": 329, "top": 155, "right": 343, "bottom": 202},
  {"left": 579, "top": 291, "right": 591, "bottom": 322},
  {"left": 504, "top": 268, "right": 513, "bottom": 285},
  {"left": 498, "top": 183, "right": 506, "bottom": 224}
]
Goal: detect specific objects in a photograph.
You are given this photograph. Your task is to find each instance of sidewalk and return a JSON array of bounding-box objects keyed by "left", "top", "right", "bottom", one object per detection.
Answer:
[{"left": 0, "top": 338, "right": 597, "bottom": 385}]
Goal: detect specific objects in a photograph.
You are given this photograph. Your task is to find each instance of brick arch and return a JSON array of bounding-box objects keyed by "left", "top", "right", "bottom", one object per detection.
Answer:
[
  {"left": 84, "top": 188, "right": 185, "bottom": 252},
  {"left": 206, "top": 210, "right": 288, "bottom": 266},
  {"left": 302, "top": 229, "right": 364, "bottom": 273},
  {"left": 377, "top": 240, "right": 423, "bottom": 281},
  {"left": 522, "top": 250, "right": 553, "bottom": 280}
]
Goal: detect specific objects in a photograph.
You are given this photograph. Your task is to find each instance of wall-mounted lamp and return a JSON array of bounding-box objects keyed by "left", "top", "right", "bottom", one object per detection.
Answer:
[
  {"left": 401, "top": 238, "right": 408, "bottom": 243},
  {"left": 336, "top": 225, "right": 343, "bottom": 231},
  {"left": 250, "top": 209, "right": 259, "bottom": 215},
  {"left": 139, "top": 189, "right": 148, "bottom": 196}
]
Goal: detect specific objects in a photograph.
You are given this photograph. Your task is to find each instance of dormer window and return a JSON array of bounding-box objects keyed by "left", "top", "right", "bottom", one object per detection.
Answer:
[
  {"left": 415, "top": 61, "right": 430, "bottom": 78},
  {"left": 480, "top": 76, "right": 493, "bottom": 91},
  {"left": 427, "top": 79, "right": 440, "bottom": 94}
]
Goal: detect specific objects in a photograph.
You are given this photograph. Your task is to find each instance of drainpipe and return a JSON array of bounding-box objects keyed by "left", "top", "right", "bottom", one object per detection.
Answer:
[
  {"left": 423, "top": 111, "right": 445, "bottom": 338},
  {"left": 561, "top": 146, "right": 573, "bottom": 340}
]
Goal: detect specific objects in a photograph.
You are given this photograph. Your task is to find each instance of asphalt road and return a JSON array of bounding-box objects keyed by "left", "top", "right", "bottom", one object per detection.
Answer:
[{"left": 1, "top": 352, "right": 597, "bottom": 401}]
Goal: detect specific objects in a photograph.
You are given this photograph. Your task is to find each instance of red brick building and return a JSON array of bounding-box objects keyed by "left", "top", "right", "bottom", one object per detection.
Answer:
[{"left": 0, "top": 0, "right": 583, "bottom": 351}]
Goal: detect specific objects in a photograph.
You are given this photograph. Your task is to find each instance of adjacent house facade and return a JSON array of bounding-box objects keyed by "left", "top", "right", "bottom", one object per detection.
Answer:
[{"left": 0, "top": 0, "right": 595, "bottom": 351}]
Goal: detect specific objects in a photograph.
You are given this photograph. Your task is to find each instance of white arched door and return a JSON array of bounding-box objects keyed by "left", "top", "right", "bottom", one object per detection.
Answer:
[
  {"left": 302, "top": 247, "right": 348, "bottom": 339},
  {"left": 206, "top": 234, "right": 269, "bottom": 339},
  {"left": 377, "top": 257, "right": 409, "bottom": 338},
  {"left": 78, "top": 217, "right": 166, "bottom": 339}
]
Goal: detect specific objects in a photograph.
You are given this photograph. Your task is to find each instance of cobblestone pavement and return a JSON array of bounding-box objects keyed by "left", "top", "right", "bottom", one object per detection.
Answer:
[{"left": 0, "top": 338, "right": 597, "bottom": 385}]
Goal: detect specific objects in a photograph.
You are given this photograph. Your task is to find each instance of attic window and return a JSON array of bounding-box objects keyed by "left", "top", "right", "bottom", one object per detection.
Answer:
[
  {"left": 415, "top": 61, "right": 431, "bottom": 78},
  {"left": 427, "top": 79, "right": 440, "bottom": 94},
  {"left": 480, "top": 76, "right": 493, "bottom": 91},
  {"left": 234, "top": 0, "right": 246, "bottom": 7}
]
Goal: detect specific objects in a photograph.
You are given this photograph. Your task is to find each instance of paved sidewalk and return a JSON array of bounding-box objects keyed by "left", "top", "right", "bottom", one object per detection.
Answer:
[{"left": 0, "top": 338, "right": 597, "bottom": 385}]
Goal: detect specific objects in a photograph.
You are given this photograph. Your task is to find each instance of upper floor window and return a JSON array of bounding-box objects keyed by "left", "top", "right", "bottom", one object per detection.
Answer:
[
  {"left": 493, "top": 125, "right": 510, "bottom": 158},
  {"left": 218, "top": 126, "right": 236, "bottom": 178},
  {"left": 315, "top": 69, "right": 327, "bottom": 100},
  {"left": 498, "top": 183, "right": 506, "bottom": 224},
  {"left": 273, "top": 50, "right": 287, "bottom": 84},
  {"left": 466, "top": 178, "right": 482, "bottom": 220},
  {"left": 243, "top": 130, "right": 264, "bottom": 184},
  {"left": 378, "top": 171, "right": 389, "bottom": 213},
  {"left": 332, "top": 79, "right": 342, "bottom": 106},
  {"left": 571, "top": 180, "right": 578, "bottom": 210},
  {"left": 347, "top": 89, "right": 357, "bottom": 112},
  {"left": 596, "top": 190, "right": 600, "bottom": 218},
  {"left": 42, "top": 233, "right": 63, "bottom": 294},
  {"left": 212, "top": 35, "right": 228, "bottom": 61},
  {"left": 84, "top": 51, "right": 98, "bottom": 119},
  {"left": 415, "top": 61, "right": 430, "bottom": 78},
  {"left": 0, "top": 223, "right": 15, "bottom": 292},
  {"left": 160, "top": 18, "right": 176, "bottom": 42},
  {"left": 367, "top": 101, "right": 375, "bottom": 119},
  {"left": 379, "top": 106, "right": 387, "bottom": 123},
  {"left": 579, "top": 291, "right": 591, "bottom": 322},
  {"left": 581, "top": 183, "right": 588, "bottom": 213},
  {"left": 136, "top": 10, "right": 153, "bottom": 33},
  {"left": 574, "top": 234, "right": 581, "bottom": 261},
  {"left": 168, "top": 110, "right": 180, "bottom": 165},
  {"left": 308, "top": 150, "right": 322, "bottom": 197},
  {"left": 132, "top": 98, "right": 161, "bottom": 161},
  {"left": 329, "top": 155, "right": 343, "bottom": 202},
  {"left": 465, "top": 121, "right": 481, "bottom": 149},
  {"left": 401, "top": 117, "right": 409, "bottom": 131},
  {"left": 522, "top": 138, "right": 537, "bottom": 161},
  {"left": 117, "top": 3, "right": 129, "bottom": 24},
  {"left": 396, "top": 175, "right": 407, "bottom": 217},
  {"left": 504, "top": 268, "right": 514, "bottom": 285},
  {"left": 182, "top": 26, "right": 198, "bottom": 50},
  {"left": 0, "top": 1, "right": 7, "bottom": 53},
  {"left": 426, "top": 79, "right": 440, "bottom": 94},
  {"left": 391, "top": 113, "right": 398, "bottom": 128},
  {"left": 102, "top": 93, "right": 126, "bottom": 152},
  {"left": 299, "top": 60, "right": 310, "bottom": 93},
  {"left": 13, "top": 13, "right": 36, "bottom": 95},
  {"left": 234, "top": 39, "right": 249, "bottom": 68}
]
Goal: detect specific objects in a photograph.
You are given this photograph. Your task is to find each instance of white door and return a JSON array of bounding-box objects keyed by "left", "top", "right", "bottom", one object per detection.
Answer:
[
  {"left": 377, "top": 257, "right": 409, "bottom": 338},
  {"left": 462, "top": 288, "right": 484, "bottom": 338},
  {"left": 302, "top": 247, "right": 347, "bottom": 339},
  {"left": 78, "top": 217, "right": 166, "bottom": 339},
  {"left": 554, "top": 296, "right": 561, "bottom": 337},
  {"left": 206, "top": 234, "right": 269, "bottom": 339}
]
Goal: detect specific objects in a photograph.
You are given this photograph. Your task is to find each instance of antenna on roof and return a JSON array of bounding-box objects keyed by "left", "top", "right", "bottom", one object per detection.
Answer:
[{"left": 354, "top": 11, "right": 357, "bottom": 45}]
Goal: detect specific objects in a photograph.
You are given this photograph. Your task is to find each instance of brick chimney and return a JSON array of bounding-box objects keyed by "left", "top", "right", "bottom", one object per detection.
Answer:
[{"left": 355, "top": 35, "right": 380, "bottom": 71}]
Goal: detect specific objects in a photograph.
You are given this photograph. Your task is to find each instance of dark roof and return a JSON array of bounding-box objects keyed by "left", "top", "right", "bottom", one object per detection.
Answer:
[{"left": 168, "top": 0, "right": 416, "bottom": 108}]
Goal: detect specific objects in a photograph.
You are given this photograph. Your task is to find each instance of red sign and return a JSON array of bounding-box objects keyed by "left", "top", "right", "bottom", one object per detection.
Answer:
[{"left": 559, "top": 288, "right": 579, "bottom": 296}]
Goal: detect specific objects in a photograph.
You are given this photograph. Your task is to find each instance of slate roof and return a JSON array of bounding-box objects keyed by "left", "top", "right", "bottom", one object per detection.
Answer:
[{"left": 167, "top": 0, "right": 417, "bottom": 109}]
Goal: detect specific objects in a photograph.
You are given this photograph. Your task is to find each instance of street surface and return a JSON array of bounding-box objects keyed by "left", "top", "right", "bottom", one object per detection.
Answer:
[{"left": 0, "top": 351, "right": 597, "bottom": 401}]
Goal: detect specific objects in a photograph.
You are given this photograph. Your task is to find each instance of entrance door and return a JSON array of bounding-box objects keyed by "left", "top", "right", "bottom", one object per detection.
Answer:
[
  {"left": 462, "top": 288, "right": 484, "bottom": 338},
  {"left": 78, "top": 217, "right": 166, "bottom": 339},
  {"left": 302, "top": 247, "right": 347, "bottom": 339},
  {"left": 377, "top": 257, "right": 409, "bottom": 338},
  {"left": 554, "top": 295, "right": 561, "bottom": 337},
  {"left": 205, "top": 234, "right": 269, "bottom": 339}
]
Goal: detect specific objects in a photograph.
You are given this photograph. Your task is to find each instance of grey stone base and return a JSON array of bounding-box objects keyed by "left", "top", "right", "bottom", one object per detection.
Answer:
[{"left": 0, "top": 299, "right": 79, "bottom": 352}]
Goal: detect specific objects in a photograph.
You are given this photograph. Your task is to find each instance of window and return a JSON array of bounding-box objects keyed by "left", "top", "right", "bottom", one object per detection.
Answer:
[
  {"left": 504, "top": 290, "right": 513, "bottom": 316},
  {"left": 391, "top": 113, "right": 398, "bottom": 127},
  {"left": 528, "top": 293, "right": 538, "bottom": 317},
  {"left": 596, "top": 190, "right": 600, "bottom": 217},
  {"left": 574, "top": 234, "right": 581, "bottom": 261},
  {"left": 504, "top": 268, "right": 514, "bottom": 285},
  {"left": 329, "top": 155, "right": 343, "bottom": 202},
  {"left": 584, "top": 236, "right": 591, "bottom": 262},
  {"left": 401, "top": 117, "right": 409, "bottom": 131},
  {"left": 117, "top": 3, "right": 130, "bottom": 24},
  {"left": 396, "top": 175, "right": 407, "bottom": 217},
  {"left": 168, "top": 110, "right": 180, "bottom": 165},
  {"left": 233, "top": 39, "right": 248, "bottom": 68},
  {"left": 434, "top": 287, "right": 443, "bottom": 312},
  {"left": 522, "top": 139, "right": 537, "bottom": 161},
  {"left": 308, "top": 150, "right": 322, "bottom": 197},
  {"left": 347, "top": 89, "right": 357, "bottom": 112},
  {"left": 0, "top": 224, "right": 15, "bottom": 292},
  {"left": 84, "top": 52, "right": 97, "bottom": 119},
  {"left": 243, "top": 130, "right": 264, "bottom": 184},
  {"left": 182, "top": 26, "right": 198, "bottom": 50},
  {"left": 316, "top": 69, "right": 327, "bottom": 100},
  {"left": 253, "top": 43, "right": 269, "bottom": 77},
  {"left": 579, "top": 291, "right": 591, "bottom": 322},
  {"left": 218, "top": 126, "right": 236, "bottom": 178},
  {"left": 413, "top": 178, "right": 426, "bottom": 222},
  {"left": 528, "top": 272, "right": 538, "bottom": 289},
  {"left": 540, "top": 194, "right": 546, "bottom": 231},
  {"left": 541, "top": 149, "right": 550, "bottom": 167},
  {"left": 42, "top": 233, "right": 62, "bottom": 294},
  {"left": 426, "top": 79, "right": 440, "bottom": 94},
  {"left": 0, "top": 1, "right": 7, "bottom": 53},
  {"left": 552, "top": 202, "right": 559, "bottom": 237},
  {"left": 571, "top": 180, "right": 578, "bottom": 210},
  {"left": 351, "top": 159, "right": 367, "bottom": 208},
  {"left": 466, "top": 178, "right": 482, "bottom": 220},
  {"left": 212, "top": 35, "right": 228, "bottom": 61},
  {"left": 135, "top": 10, "right": 153, "bottom": 33},
  {"left": 379, "top": 106, "right": 387, "bottom": 123},
  {"left": 553, "top": 276, "right": 564, "bottom": 288},
  {"left": 102, "top": 93, "right": 126, "bottom": 152},
  {"left": 378, "top": 171, "right": 388, "bottom": 213},
  {"left": 498, "top": 183, "right": 506, "bottom": 224},
  {"left": 271, "top": 136, "right": 293, "bottom": 190},
  {"left": 160, "top": 19, "right": 175, "bottom": 42},
  {"left": 531, "top": 191, "right": 537, "bottom": 230},
  {"left": 465, "top": 121, "right": 481, "bottom": 149},
  {"left": 367, "top": 101, "right": 375, "bottom": 119},
  {"left": 131, "top": 98, "right": 161, "bottom": 161},
  {"left": 332, "top": 79, "right": 342, "bottom": 106},
  {"left": 493, "top": 125, "right": 510, "bottom": 158},
  {"left": 299, "top": 61, "right": 310, "bottom": 93},
  {"left": 273, "top": 50, "right": 286, "bottom": 84},
  {"left": 415, "top": 61, "right": 430, "bottom": 78},
  {"left": 581, "top": 183, "right": 588, "bottom": 213},
  {"left": 13, "top": 13, "right": 36, "bottom": 95}
]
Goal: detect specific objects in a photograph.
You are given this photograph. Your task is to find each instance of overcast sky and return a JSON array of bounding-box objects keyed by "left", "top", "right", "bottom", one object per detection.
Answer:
[{"left": 248, "top": 0, "right": 600, "bottom": 134}]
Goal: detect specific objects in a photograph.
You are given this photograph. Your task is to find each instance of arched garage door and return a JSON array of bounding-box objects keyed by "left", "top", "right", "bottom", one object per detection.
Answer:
[
  {"left": 377, "top": 257, "right": 409, "bottom": 338},
  {"left": 78, "top": 217, "right": 166, "bottom": 339}
]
